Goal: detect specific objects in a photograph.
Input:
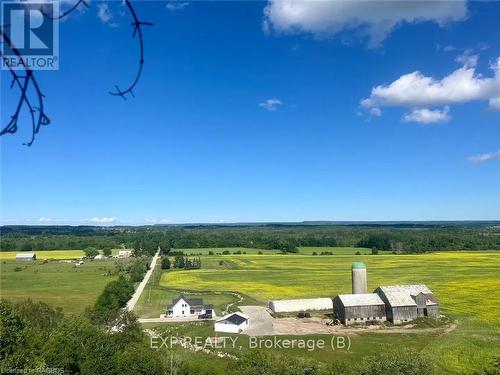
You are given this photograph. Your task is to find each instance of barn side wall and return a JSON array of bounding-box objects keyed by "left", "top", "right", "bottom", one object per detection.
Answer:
[
  {"left": 426, "top": 305, "right": 440, "bottom": 318},
  {"left": 391, "top": 306, "right": 417, "bottom": 323}
]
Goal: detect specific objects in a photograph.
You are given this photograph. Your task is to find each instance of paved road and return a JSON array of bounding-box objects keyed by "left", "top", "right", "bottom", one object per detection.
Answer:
[
  {"left": 138, "top": 317, "right": 215, "bottom": 323},
  {"left": 126, "top": 250, "right": 160, "bottom": 311}
]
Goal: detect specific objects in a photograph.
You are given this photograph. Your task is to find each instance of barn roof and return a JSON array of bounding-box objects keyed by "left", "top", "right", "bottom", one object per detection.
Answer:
[
  {"left": 374, "top": 285, "right": 435, "bottom": 307},
  {"left": 377, "top": 284, "right": 432, "bottom": 296},
  {"left": 336, "top": 293, "right": 385, "bottom": 307}
]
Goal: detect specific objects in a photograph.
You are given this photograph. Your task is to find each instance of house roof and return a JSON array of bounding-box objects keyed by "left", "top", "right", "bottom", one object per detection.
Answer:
[
  {"left": 336, "top": 293, "right": 385, "bottom": 307},
  {"left": 215, "top": 312, "right": 249, "bottom": 325},
  {"left": 166, "top": 295, "right": 210, "bottom": 310}
]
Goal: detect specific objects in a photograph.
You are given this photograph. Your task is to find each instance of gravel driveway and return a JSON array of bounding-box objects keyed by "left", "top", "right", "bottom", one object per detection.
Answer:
[{"left": 239, "top": 306, "right": 276, "bottom": 335}]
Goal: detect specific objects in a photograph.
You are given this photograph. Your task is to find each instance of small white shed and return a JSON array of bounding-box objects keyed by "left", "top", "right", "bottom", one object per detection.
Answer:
[
  {"left": 16, "top": 253, "right": 36, "bottom": 261},
  {"left": 214, "top": 312, "right": 249, "bottom": 333}
]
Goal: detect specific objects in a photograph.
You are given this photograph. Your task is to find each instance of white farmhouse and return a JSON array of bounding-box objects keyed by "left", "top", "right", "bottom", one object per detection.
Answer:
[
  {"left": 214, "top": 312, "right": 249, "bottom": 333},
  {"left": 118, "top": 250, "right": 132, "bottom": 258},
  {"left": 16, "top": 253, "right": 36, "bottom": 261},
  {"left": 166, "top": 295, "right": 214, "bottom": 318}
]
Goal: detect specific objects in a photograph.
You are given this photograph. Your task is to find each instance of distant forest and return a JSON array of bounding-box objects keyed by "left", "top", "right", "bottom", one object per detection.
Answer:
[{"left": 1, "top": 223, "right": 500, "bottom": 253}]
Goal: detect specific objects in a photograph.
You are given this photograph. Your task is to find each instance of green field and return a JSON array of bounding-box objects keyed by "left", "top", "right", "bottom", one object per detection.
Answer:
[
  {"left": 134, "top": 260, "right": 257, "bottom": 318},
  {"left": 0, "top": 249, "right": 121, "bottom": 260},
  {"left": 174, "top": 247, "right": 281, "bottom": 255},
  {"left": 0, "top": 259, "right": 117, "bottom": 314},
  {"left": 158, "top": 251, "right": 500, "bottom": 374}
]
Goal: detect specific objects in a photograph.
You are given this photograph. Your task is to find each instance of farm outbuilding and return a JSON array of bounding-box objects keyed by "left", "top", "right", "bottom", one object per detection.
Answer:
[
  {"left": 375, "top": 285, "right": 439, "bottom": 323},
  {"left": 214, "top": 312, "right": 249, "bottom": 333},
  {"left": 16, "top": 253, "right": 36, "bottom": 261},
  {"left": 268, "top": 298, "right": 333, "bottom": 313},
  {"left": 333, "top": 293, "right": 386, "bottom": 325}
]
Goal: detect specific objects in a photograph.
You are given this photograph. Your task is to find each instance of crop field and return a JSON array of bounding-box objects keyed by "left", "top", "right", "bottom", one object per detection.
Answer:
[
  {"left": 159, "top": 251, "right": 500, "bottom": 374},
  {"left": 0, "top": 259, "right": 117, "bottom": 314},
  {"left": 0, "top": 249, "right": 121, "bottom": 260}
]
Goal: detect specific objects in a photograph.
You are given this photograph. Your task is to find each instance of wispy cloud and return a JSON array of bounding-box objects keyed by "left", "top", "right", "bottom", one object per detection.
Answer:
[
  {"left": 402, "top": 106, "right": 451, "bottom": 124},
  {"left": 468, "top": 150, "right": 500, "bottom": 164},
  {"left": 166, "top": 2, "right": 189, "bottom": 12},
  {"left": 259, "top": 98, "right": 283, "bottom": 111},
  {"left": 90, "top": 217, "right": 118, "bottom": 223},
  {"left": 97, "top": 3, "right": 112, "bottom": 23},
  {"left": 38, "top": 217, "right": 53, "bottom": 222}
]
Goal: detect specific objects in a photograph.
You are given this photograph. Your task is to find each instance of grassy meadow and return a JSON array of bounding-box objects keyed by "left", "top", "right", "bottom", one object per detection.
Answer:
[
  {"left": 157, "top": 250, "right": 500, "bottom": 374},
  {"left": 0, "top": 259, "right": 117, "bottom": 314}
]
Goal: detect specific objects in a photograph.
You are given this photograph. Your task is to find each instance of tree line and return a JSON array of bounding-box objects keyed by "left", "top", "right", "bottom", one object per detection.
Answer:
[{"left": 1, "top": 224, "right": 500, "bottom": 253}]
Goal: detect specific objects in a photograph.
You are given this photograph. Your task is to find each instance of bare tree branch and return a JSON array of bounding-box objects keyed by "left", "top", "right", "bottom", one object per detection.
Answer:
[
  {"left": 0, "top": 29, "right": 50, "bottom": 146},
  {"left": 109, "top": 0, "right": 153, "bottom": 99},
  {"left": 41, "top": 0, "right": 90, "bottom": 20},
  {"left": 1, "top": 0, "right": 151, "bottom": 146}
]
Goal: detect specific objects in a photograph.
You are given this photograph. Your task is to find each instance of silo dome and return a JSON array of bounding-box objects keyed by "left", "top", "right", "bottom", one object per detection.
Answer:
[{"left": 352, "top": 261, "right": 366, "bottom": 270}]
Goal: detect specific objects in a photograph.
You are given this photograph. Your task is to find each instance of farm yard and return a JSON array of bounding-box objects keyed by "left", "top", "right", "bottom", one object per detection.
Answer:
[
  {"left": 155, "top": 250, "right": 500, "bottom": 374},
  {"left": 1, "top": 242, "right": 499, "bottom": 374}
]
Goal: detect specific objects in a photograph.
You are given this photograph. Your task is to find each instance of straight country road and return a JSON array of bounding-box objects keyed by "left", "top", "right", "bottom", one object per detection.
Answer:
[{"left": 126, "top": 250, "right": 160, "bottom": 311}]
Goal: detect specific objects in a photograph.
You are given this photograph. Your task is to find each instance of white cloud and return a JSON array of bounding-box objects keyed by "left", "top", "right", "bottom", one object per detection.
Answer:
[
  {"left": 97, "top": 3, "right": 112, "bottom": 23},
  {"left": 259, "top": 98, "right": 283, "bottom": 111},
  {"left": 361, "top": 56, "right": 500, "bottom": 119},
  {"left": 90, "top": 217, "right": 117, "bottom": 223},
  {"left": 166, "top": 2, "right": 189, "bottom": 12},
  {"left": 369, "top": 107, "right": 381, "bottom": 117},
  {"left": 455, "top": 50, "right": 478, "bottom": 68},
  {"left": 38, "top": 217, "right": 53, "bottom": 222},
  {"left": 402, "top": 106, "right": 451, "bottom": 124},
  {"left": 468, "top": 150, "right": 500, "bottom": 164},
  {"left": 263, "top": 0, "right": 467, "bottom": 47}
]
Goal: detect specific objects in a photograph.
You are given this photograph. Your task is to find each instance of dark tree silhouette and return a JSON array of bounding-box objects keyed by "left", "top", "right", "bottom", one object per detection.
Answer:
[{"left": 0, "top": 0, "right": 152, "bottom": 146}]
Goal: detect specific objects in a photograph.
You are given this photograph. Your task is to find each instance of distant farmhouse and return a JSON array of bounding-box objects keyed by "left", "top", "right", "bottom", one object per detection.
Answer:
[
  {"left": 166, "top": 295, "right": 214, "bottom": 319},
  {"left": 118, "top": 250, "right": 133, "bottom": 258},
  {"left": 332, "top": 262, "right": 439, "bottom": 325},
  {"left": 16, "top": 253, "right": 36, "bottom": 261},
  {"left": 214, "top": 312, "right": 249, "bottom": 333}
]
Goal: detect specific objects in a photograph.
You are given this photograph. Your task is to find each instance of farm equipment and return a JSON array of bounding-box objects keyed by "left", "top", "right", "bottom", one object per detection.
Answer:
[{"left": 326, "top": 319, "right": 341, "bottom": 326}]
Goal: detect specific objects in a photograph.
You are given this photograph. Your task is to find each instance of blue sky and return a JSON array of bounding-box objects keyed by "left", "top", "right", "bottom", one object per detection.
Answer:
[{"left": 1, "top": 0, "right": 499, "bottom": 225}]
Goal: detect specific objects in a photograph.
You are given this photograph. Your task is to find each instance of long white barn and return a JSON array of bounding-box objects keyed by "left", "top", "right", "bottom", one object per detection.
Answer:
[{"left": 268, "top": 298, "right": 333, "bottom": 313}]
